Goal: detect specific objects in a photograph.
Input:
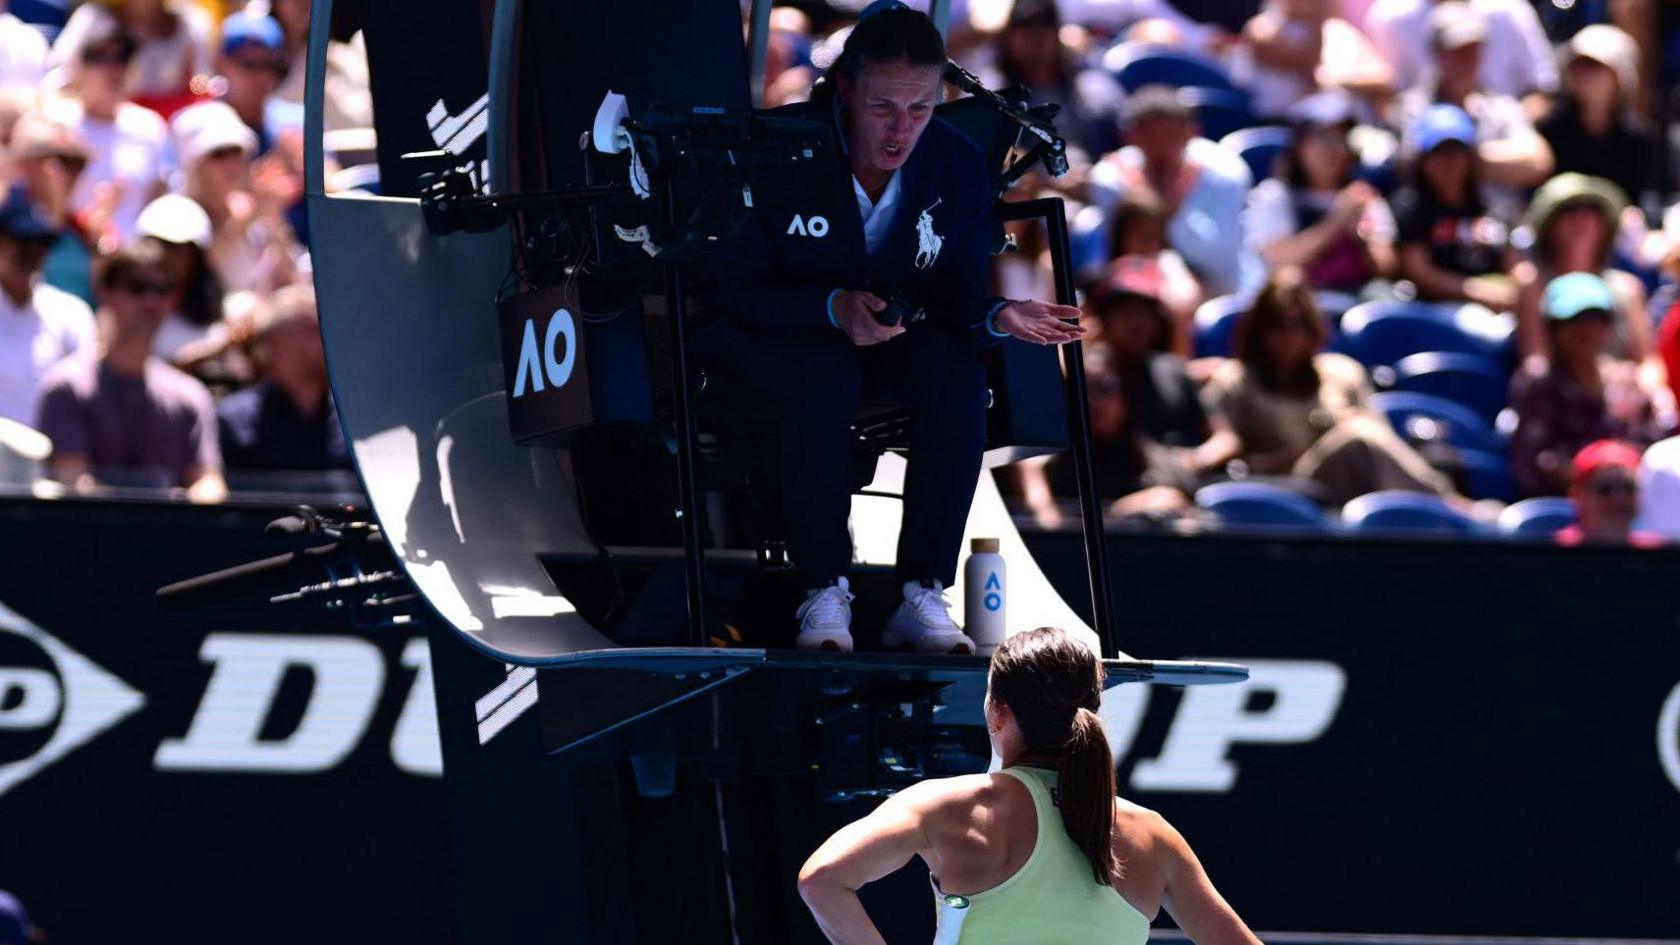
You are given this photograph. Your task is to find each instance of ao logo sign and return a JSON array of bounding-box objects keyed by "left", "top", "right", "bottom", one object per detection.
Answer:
[
  {"left": 0, "top": 600, "right": 441, "bottom": 799},
  {"left": 511, "top": 307, "right": 577, "bottom": 398}
]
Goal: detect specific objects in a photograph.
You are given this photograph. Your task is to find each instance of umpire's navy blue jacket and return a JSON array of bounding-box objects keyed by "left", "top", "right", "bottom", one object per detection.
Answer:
[
  {"left": 699, "top": 96, "right": 1004, "bottom": 593},
  {"left": 708, "top": 99, "right": 1004, "bottom": 342}
]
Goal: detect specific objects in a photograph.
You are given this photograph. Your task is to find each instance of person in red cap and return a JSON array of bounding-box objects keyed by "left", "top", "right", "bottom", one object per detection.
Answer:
[{"left": 1554, "top": 439, "right": 1663, "bottom": 546}]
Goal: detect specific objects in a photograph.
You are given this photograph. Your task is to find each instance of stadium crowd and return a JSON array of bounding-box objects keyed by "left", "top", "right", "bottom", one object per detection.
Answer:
[
  {"left": 762, "top": 0, "right": 1680, "bottom": 545},
  {"left": 4, "top": 0, "right": 1680, "bottom": 545},
  {"left": 0, "top": 0, "right": 362, "bottom": 502}
]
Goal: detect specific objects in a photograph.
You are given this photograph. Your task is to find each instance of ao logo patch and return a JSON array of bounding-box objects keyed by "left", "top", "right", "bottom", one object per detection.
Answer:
[
  {"left": 787, "top": 214, "right": 829, "bottom": 238},
  {"left": 512, "top": 307, "right": 577, "bottom": 398}
]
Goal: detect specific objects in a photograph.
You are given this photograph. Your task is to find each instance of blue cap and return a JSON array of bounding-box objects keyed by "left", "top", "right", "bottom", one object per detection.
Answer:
[
  {"left": 1409, "top": 104, "right": 1476, "bottom": 154},
  {"left": 0, "top": 186, "right": 59, "bottom": 243},
  {"left": 1544, "top": 272, "right": 1615, "bottom": 321},
  {"left": 221, "top": 11, "right": 284, "bottom": 56}
]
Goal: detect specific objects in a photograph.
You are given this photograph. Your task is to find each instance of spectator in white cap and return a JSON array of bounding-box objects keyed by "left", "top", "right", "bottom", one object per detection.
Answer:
[
  {"left": 1535, "top": 25, "right": 1654, "bottom": 210},
  {"left": 0, "top": 0, "right": 48, "bottom": 92},
  {"left": 1364, "top": 0, "right": 1556, "bottom": 109},
  {"left": 173, "top": 100, "right": 300, "bottom": 295},
  {"left": 49, "top": 0, "right": 212, "bottom": 114},
  {"left": 6, "top": 109, "right": 95, "bottom": 303},
  {"left": 1390, "top": 1, "right": 1553, "bottom": 220},
  {"left": 135, "top": 192, "right": 229, "bottom": 368},
  {"left": 41, "top": 13, "right": 171, "bottom": 246},
  {"left": 175, "top": 10, "right": 302, "bottom": 158}
]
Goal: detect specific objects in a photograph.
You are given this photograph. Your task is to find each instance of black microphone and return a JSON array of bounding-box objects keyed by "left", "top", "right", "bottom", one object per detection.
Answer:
[{"left": 942, "top": 60, "right": 1069, "bottom": 177}]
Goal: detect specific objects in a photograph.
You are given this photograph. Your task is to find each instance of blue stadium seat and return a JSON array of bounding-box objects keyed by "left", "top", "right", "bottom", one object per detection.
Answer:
[
  {"left": 1178, "top": 87, "right": 1254, "bottom": 142},
  {"left": 1369, "top": 390, "right": 1506, "bottom": 454},
  {"left": 1337, "top": 301, "right": 1515, "bottom": 370},
  {"left": 1195, "top": 481, "right": 1330, "bottom": 531},
  {"left": 10, "top": 0, "right": 67, "bottom": 38},
  {"left": 1103, "top": 43, "right": 1237, "bottom": 93},
  {"left": 1455, "top": 448, "right": 1517, "bottom": 502},
  {"left": 1498, "top": 496, "right": 1577, "bottom": 537},
  {"left": 1390, "top": 351, "right": 1509, "bottom": 425},
  {"left": 1340, "top": 490, "right": 1480, "bottom": 536},
  {"left": 1219, "top": 126, "right": 1290, "bottom": 183},
  {"left": 1192, "top": 295, "right": 1248, "bottom": 358}
]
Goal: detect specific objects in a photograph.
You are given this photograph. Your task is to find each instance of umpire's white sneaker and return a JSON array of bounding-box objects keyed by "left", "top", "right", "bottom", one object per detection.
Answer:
[
  {"left": 795, "top": 577, "right": 855, "bottom": 652},
  {"left": 881, "top": 581, "right": 976, "bottom": 655}
]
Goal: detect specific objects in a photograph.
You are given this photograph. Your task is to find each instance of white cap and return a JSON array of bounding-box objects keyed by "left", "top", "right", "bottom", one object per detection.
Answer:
[
  {"left": 172, "top": 101, "right": 258, "bottom": 171},
  {"left": 136, "top": 193, "right": 212, "bottom": 249},
  {"left": 1428, "top": 2, "right": 1487, "bottom": 50},
  {"left": 1565, "top": 24, "right": 1639, "bottom": 96}
]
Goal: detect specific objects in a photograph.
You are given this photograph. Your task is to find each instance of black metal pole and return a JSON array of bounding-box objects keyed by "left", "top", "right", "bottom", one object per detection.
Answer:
[
  {"left": 661, "top": 180, "right": 710, "bottom": 646},
  {"left": 1000, "top": 197, "right": 1117, "bottom": 655}
]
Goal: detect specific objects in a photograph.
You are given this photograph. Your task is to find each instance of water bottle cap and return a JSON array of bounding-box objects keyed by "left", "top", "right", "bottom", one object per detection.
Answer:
[{"left": 970, "top": 537, "right": 999, "bottom": 553}]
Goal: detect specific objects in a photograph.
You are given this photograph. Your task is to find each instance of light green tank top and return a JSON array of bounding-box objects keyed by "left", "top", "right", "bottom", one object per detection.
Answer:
[{"left": 930, "top": 766, "right": 1150, "bottom": 945}]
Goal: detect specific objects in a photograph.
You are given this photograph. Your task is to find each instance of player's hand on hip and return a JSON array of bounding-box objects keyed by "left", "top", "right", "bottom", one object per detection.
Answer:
[
  {"left": 996, "top": 300, "right": 1087, "bottom": 345},
  {"left": 833, "top": 290, "right": 905, "bottom": 346}
]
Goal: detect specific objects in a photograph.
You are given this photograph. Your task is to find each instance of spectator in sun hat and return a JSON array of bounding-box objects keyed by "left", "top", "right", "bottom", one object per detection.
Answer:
[
  {"left": 1510, "top": 272, "right": 1668, "bottom": 497},
  {"left": 174, "top": 9, "right": 302, "bottom": 158},
  {"left": 1553, "top": 439, "right": 1662, "bottom": 547},
  {"left": 6, "top": 107, "right": 96, "bottom": 302},
  {"left": 172, "top": 100, "right": 301, "bottom": 294},
  {"left": 1536, "top": 24, "right": 1654, "bottom": 209},
  {"left": 1512, "top": 174, "right": 1658, "bottom": 380},
  {"left": 1390, "top": 2, "right": 1553, "bottom": 219},
  {"left": 0, "top": 184, "right": 93, "bottom": 429},
  {"left": 1243, "top": 89, "right": 1397, "bottom": 296},
  {"left": 1390, "top": 103, "right": 1519, "bottom": 310}
]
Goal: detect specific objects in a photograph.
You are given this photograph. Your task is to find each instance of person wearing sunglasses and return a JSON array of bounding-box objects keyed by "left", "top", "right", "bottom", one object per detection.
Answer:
[
  {"left": 1510, "top": 273, "right": 1671, "bottom": 497},
  {"left": 1554, "top": 439, "right": 1662, "bottom": 547},
  {"left": 48, "top": 0, "right": 214, "bottom": 113},
  {"left": 42, "top": 12, "right": 170, "bottom": 245},
  {"left": 0, "top": 186, "right": 93, "bottom": 431},
  {"left": 35, "top": 238, "right": 225, "bottom": 503},
  {"left": 173, "top": 11, "right": 301, "bottom": 159}
]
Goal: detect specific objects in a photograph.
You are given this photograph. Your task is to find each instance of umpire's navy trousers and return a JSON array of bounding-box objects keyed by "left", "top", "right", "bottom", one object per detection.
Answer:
[{"left": 696, "top": 323, "right": 989, "bottom": 589}]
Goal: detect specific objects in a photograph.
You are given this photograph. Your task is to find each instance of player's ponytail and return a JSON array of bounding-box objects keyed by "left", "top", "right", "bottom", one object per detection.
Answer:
[
  {"left": 1056, "top": 705, "right": 1119, "bottom": 885},
  {"left": 988, "top": 627, "right": 1121, "bottom": 887}
]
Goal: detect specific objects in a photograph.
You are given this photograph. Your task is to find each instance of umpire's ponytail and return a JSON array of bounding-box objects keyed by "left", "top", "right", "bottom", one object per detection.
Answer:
[{"left": 989, "top": 627, "right": 1121, "bottom": 886}]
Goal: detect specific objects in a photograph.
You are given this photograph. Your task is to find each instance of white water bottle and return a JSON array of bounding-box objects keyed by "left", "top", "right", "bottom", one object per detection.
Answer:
[{"left": 964, "top": 538, "right": 1006, "bottom": 654}]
